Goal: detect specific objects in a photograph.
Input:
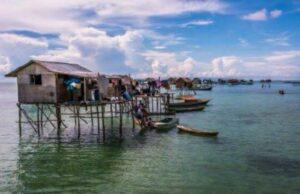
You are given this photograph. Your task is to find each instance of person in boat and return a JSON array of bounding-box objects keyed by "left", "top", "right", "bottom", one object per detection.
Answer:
[{"left": 133, "top": 101, "right": 154, "bottom": 127}]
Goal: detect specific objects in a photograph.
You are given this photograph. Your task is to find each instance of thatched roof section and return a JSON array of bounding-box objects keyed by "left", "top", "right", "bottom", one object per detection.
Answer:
[{"left": 5, "top": 60, "right": 97, "bottom": 78}]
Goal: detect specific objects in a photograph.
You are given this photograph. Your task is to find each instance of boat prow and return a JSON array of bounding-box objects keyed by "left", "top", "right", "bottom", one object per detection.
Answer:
[{"left": 177, "top": 125, "right": 218, "bottom": 136}]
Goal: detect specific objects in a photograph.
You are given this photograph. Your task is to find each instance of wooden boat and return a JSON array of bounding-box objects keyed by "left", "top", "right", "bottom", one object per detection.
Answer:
[
  {"left": 153, "top": 117, "right": 179, "bottom": 131},
  {"left": 192, "top": 84, "right": 213, "bottom": 91},
  {"left": 169, "top": 98, "right": 210, "bottom": 107},
  {"left": 134, "top": 117, "right": 179, "bottom": 130},
  {"left": 177, "top": 125, "right": 218, "bottom": 136},
  {"left": 175, "top": 95, "right": 193, "bottom": 100},
  {"left": 168, "top": 105, "right": 205, "bottom": 112}
]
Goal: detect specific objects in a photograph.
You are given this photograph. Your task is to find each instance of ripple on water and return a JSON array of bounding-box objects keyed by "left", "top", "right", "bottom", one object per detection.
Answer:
[{"left": 247, "top": 155, "right": 300, "bottom": 177}]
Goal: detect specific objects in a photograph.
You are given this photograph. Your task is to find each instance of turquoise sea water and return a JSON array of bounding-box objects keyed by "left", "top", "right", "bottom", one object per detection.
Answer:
[{"left": 0, "top": 82, "right": 299, "bottom": 193}]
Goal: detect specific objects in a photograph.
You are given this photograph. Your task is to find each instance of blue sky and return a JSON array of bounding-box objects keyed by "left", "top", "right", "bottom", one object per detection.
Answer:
[{"left": 0, "top": 0, "right": 300, "bottom": 80}]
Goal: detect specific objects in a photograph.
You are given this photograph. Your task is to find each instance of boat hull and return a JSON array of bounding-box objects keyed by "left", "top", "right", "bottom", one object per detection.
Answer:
[
  {"left": 154, "top": 117, "right": 179, "bottom": 131},
  {"left": 168, "top": 106, "right": 205, "bottom": 113},
  {"left": 169, "top": 99, "right": 210, "bottom": 107},
  {"left": 177, "top": 125, "right": 218, "bottom": 136}
]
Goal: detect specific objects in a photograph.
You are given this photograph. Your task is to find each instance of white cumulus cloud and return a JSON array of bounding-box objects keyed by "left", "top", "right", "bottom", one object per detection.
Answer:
[
  {"left": 242, "top": 9, "right": 267, "bottom": 21},
  {"left": 181, "top": 19, "right": 214, "bottom": 27},
  {"left": 242, "top": 9, "right": 282, "bottom": 21},
  {"left": 270, "top": 9, "right": 282, "bottom": 18}
]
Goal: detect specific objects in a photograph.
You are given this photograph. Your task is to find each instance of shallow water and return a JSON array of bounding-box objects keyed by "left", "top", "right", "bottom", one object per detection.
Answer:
[{"left": 0, "top": 82, "right": 300, "bottom": 193}]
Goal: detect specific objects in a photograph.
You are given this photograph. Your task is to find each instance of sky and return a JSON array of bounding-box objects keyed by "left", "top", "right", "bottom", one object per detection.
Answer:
[{"left": 0, "top": 0, "right": 300, "bottom": 81}]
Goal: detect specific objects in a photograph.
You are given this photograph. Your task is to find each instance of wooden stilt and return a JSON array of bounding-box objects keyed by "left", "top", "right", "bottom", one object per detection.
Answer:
[
  {"left": 151, "top": 97, "right": 153, "bottom": 113},
  {"left": 18, "top": 104, "right": 38, "bottom": 133},
  {"left": 18, "top": 103, "right": 22, "bottom": 137},
  {"left": 131, "top": 100, "right": 135, "bottom": 130},
  {"left": 37, "top": 104, "right": 40, "bottom": 137},
  {"left": 56, "top": 104, "right": 62, "bottom": 138},
  {"left": 37, "top": 105, "right": 56, "bottom": 130},
  {"left": 90, "top": 105, "right": 94, "bottom": 129},
  {"left": 40, "top": 104, "right": 43, "bottom": 135},
  {"left": 101, "top": 104, "right": 106, "bottom": 141},
  {"left": 110, "top": 103, "right": 113, "bottom": 129},
  {"left": 77, "top": 106, "right": 81, "bottom": 139},
  {"left": 96, "top": 105, "right": 100, "bottom": 138},
  {"left": 74, "top": 106, "right": 77, "bottom": 130},
  {"left": 119, "top": 102, "right": 123, "bottom": 138},
  {"left": 156, "top": 96, "right": 159, "bottom": 113}
]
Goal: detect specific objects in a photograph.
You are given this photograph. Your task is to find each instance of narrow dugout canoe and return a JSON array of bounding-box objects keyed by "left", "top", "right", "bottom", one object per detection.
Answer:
[
  {"left": 168, "top": 105, "right": 205, "bottom": 112},
  {"left": 192, "top": 85, "right": 213, "bottom": 91},
  {"left": 154, "top": 117, "right": 179, "bottom": 131},
  {"left": 169, "top": 98, "right": 210, "bottom": 107},
  {"left": 134, "top": 117, "right": 179, "bottom": 131},
  {"left": 177, "top": 125, "right": 218, "bottom": 136}
]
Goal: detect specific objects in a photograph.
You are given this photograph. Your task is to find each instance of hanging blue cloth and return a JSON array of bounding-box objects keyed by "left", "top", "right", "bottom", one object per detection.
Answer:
[{"left": 64, "top": 77, "right": 81, "bottom": 91}]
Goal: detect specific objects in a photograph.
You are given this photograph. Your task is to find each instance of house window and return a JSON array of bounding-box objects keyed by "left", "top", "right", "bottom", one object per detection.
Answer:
[{"left": 30, "top": 74, "right": 42, "bottom": 85}]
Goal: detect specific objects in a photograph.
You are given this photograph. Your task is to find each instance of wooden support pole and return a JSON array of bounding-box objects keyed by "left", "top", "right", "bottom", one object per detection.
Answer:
[
  {"left": 110, "top": 103, "right": 113, "bottom": 129},
  {"left": 96, "top": 105, "right": 100, "bottom": 137},
  {"left": 151, "top": 97, "right": 153, "bottom": 113},
  {"left": 18, "top": 103, "right": 22, "bottom": 137},
  {"left": 74, "top": 106, "right": 77, "bottom": 130},
  {"left": 37, "top": 104, "right": 40, "bottom": 137},
  {"left": 90, "top": 105, "right": 94, "bottom": 129},
  {"left": 47, "top": 105, "right": 67, "bottom": 128},
  {"left": 131, "top": 100, "right": 135, "bottom": 130},
  {"left": 101, "top": 104, "right": 106, "bottom": 141},
  {"left": 17, "top": 104, "right": 38, "bottom": 133},
  {"left": 56, "top": 104, "right": 61, "bottom": 138},
  {"left": 77, "top": 106, "right": 81, "bottom": 139},
  {"left": 156, "top": 96, "right": 159, "bottom": 113},
  {"left": 83, "top": 78, "right": 87, "bottom": 102},
  {"left": 37, "top": 105, "right": 56, "bottom": 130},
  {"left": 40, "top": 104, "right": 43, "bottom": 135},
  {"left": 119, "top": 102, "right": 123, "bottom": 138}
]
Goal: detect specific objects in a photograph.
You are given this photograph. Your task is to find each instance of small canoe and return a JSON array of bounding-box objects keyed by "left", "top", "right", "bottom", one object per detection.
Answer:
[
  {"left": 177, "top": 125, "right": 218, "bottom": 136},
  {"left": 169, "top": 98, "right": 210, "bottom": 107},
  {"left": 168, "top": 106, "right": 205, "bottom": 112},
  {"left": 134, "top": 117, "right": 179, "bottom": 131},
  {"left": 175, "top": 95, "right": 194, "bottom": 100},
  {"left": 154, "top": 117, "right": 179, "bottom": 131},
  {"left": 192, "top": 85, "right": 213, "bottom": 91}
]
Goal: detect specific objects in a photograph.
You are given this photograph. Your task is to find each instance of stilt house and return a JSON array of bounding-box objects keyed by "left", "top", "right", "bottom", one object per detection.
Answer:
[{"left": 5, "top": 60, "right": 109, "bottom": 103}]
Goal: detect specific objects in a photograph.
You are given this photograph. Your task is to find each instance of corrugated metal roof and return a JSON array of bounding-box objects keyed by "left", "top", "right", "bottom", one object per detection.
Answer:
[{"left": 5, "top": 60, "right": 97, "bottom": 78}]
